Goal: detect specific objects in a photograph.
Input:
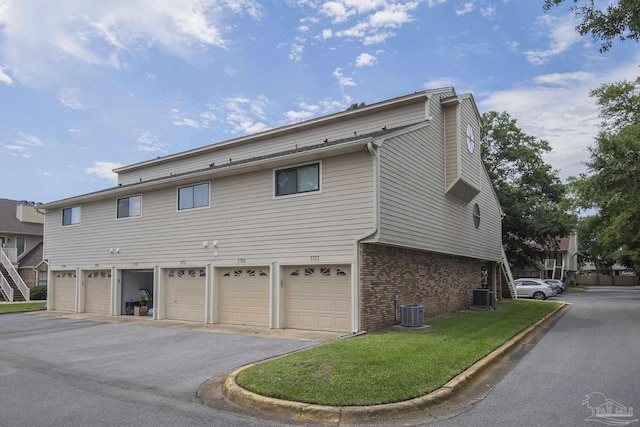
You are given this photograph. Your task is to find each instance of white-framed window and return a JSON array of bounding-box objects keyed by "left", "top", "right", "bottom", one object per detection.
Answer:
[
  {"left": 275, "top": 162, "right": 320, "bottom": 197},
  {"left": 117, "top": 195, "right": 142, "bottom": 219},
  {"left": 16, "top": 236, "right": 26, "bottom": 256},
  {"left": 62, "top": 206, "right": 81, "bottom": 226},
  {"left": 178, "top": 182, "right": 209, "bottom": 210}
]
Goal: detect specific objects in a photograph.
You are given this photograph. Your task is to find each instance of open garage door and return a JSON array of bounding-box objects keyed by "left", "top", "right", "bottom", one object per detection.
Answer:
[
  {"left": 164, "top": 268, "right": 205, "bottom": 322},
  {"left": 84, "top": 271, "right": 111, "bottom": 315},
  {"left": 52, "top": 271, "right": 76, "bottom": 312},
  {"left": 218, "top": 267, "right": 270, "bottom": 327},
  {"left": 284, "top": 265, "right": 351, "bottom": 332}
]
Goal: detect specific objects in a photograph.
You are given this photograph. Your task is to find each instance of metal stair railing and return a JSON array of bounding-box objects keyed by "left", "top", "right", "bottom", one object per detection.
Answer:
[
  {"left": 1, "top": 248, "right": 29, "bottom": 301},
  {"left": 500, "top": 246, "right": 517, "bottom": 299}
]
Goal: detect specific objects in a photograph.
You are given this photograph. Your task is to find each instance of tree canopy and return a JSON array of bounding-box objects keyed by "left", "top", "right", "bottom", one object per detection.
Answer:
[
  {"left": 481, "top": 111, "right": 576, "bottom": 268},
  {"left": 544, "top": 0, "right": 640, "bottom": 52}
]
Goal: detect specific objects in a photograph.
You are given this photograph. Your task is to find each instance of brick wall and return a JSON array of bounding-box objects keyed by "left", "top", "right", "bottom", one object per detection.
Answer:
[
  {"left": 18, "top": 268, "right": 37, "bottom": 288},
  {"left": 359, "top": 243, "right": 480, "bottom": 331}
]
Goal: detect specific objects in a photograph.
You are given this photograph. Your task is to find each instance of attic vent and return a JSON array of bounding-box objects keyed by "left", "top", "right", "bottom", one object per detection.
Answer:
[{"left": 400, "top": 305, "right": 424, "bottom": 327}]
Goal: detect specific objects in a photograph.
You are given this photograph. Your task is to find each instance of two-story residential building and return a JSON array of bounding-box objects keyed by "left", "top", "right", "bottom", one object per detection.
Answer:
[
  {"left": 512, "top": 232, "right": 578, "bottom": 283},
  {"left": 0, "top": 199, "right": 46, "bottom": 301},
  {"left": 41, "top": 88, "right": 509, "bottom": 333}
]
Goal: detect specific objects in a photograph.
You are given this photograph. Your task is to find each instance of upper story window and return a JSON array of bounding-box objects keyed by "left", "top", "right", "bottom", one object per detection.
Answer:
[
  {"left": 178, "top": 182, "right": 209, "bottom": 210},
  {"left": 275, "top": 162, "right": 320, "bottom": 197},
  {"left": 62, "top": 206, "right": 81, "bottom": 226},
  {"left": 16, "top": 236, "right": 26, "bottom": 256},
  {"left": 117, "top": 195, "right": 142, "bottom": 219}
]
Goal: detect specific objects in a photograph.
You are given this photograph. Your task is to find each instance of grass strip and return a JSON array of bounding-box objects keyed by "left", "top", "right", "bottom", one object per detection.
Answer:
[
  {"left": 567, "top": 285, "right": 588, "bottom": 292},
  {"left": 237, "top": 299, "right": 559, "bottom": 406},
  {"left": 0, "top": 302, "right": 47, "bottom": 313}
]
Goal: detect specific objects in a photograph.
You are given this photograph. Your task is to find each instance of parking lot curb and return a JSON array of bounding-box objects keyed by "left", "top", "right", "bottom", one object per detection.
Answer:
[{"left": 220, "top": 302, "right": 568, "bottom": 424}]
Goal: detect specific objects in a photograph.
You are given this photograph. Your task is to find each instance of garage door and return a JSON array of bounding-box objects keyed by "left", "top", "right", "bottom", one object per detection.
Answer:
[
  {"left": 85, "top": 271, "right": 111, "bottom": 315},
  {"left": 164, "top": 268, "right": 206, "bottom": 322},
  {"left": 284, "top": 265, "right": 351, "bottom": 332},
  {"left": 218, "top": 268, "right": 270, "bottom": 327},
  {"left": 52, "top": 271, "right": 76, "bottom": 312}
]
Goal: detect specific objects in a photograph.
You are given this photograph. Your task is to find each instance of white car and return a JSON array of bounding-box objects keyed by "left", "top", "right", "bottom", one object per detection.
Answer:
[{"left": 514, "top": 278, "right": 556, "bottom": 300}]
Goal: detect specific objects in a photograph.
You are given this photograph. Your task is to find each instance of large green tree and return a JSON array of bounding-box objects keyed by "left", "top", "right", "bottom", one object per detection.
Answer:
[
  {"left": 481, "top": 111, "right": 576, "bottom": 268},
  {"left": 544, "top": 0, "right": 640, "bottom": 52},
  {"left": 570, "top": 78, "right": 640, "bottom": 267}
]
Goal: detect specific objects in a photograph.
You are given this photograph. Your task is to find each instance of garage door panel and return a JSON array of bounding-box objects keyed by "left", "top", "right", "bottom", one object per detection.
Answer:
[
  {"left": 165, "top": 268, "right": 205, "bottom": 322},
  {"left": 85, "top": 271, "right": 111, "bottom": 315},
  {"left": 219, "top": 267, "right": 269, "bottom": 327},
  {"left": 284, "top": 265, "right": 351, "bottom": 333},
  {"left": 53, "top": 271, "right": 76, "bottom": 312}
]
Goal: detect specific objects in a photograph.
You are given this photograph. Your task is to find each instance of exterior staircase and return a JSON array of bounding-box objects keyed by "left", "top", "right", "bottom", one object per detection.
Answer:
[
  {"left": 0, "top": 265, "right": 26, "bottom": 302},
  {"left": 500, "top": 247, "right": 518, "bottom": 299}
]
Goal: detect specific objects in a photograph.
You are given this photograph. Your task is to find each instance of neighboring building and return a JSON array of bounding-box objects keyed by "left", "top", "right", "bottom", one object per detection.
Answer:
[
  {"left": 512, "top": 232, "right": 578, "bottom": 282},
  {"left": 577, "top": 262, "right": 638, "bottom": 286},
  {"left": 0, "top": 199, "right": 46, "bottom": 301},
  {"left": 42, "top": 88, "right": 507, "bottom": 333}
]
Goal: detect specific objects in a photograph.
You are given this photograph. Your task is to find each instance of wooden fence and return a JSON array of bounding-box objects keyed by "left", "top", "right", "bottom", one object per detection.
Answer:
[{"left": 574, "top": 275, "right": 638, "bottom": 286}]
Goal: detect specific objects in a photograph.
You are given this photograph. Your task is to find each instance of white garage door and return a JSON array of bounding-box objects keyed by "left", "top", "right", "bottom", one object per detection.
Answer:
[
  {"left": 164, "top": 268, "right": 206, "bottom": 322},
  {"left": 52, "top": 271, "right": 76, "bottom": 312},
  {"left": 218, "top": 267, "right": 270, "bottom": 327},
  {"left": 85, "top": 271, "right": 111, "bottom": 315},
  {"left": 284, "top": 265, "right": 351, "bottom": 332}
]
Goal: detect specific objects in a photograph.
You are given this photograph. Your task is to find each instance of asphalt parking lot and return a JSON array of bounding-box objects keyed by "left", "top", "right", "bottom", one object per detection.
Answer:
[{"left": 0, "top": 313, "right": 320, "bottom": 427}]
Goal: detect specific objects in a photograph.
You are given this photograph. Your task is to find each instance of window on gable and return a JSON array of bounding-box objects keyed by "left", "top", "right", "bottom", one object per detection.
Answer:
[
  {"left": 117, "top": 195, "right": 141, "bottom": 218},
  {"left": 178, "top": 182, "right": 209, "bottom": 210},
  {"left": 275, "top": 163, "right": 319, "bottom": 197},
  {"left": 62, "top": 206, "right": 81, "bottom": 226}
]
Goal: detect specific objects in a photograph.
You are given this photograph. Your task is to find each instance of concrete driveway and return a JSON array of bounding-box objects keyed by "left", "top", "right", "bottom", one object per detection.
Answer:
[{"left": 0, "top": 313, "right": 322, "bottom": 427}]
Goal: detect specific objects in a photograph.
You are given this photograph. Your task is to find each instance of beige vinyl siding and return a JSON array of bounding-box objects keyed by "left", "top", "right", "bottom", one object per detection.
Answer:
[
  {"left": 117, "top": 103, "right": 424, "bottom": 186},
  {"left": 44, "top": 151, "right": 374, "bottom": 267},
  {"left": 458, "top": 98, "right": 483, "bottom": 189},
  {"left": 378, "top": 125, "right": 503, "bottom": 262},
  {"left": 444, "top": 103, "right": 459, "bottom": 187}
]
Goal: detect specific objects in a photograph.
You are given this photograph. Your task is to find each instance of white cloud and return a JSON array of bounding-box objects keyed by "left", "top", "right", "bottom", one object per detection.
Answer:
[
  {"left": 171, "top": 106, "right": 217, "bottom": 129},
  {"left": 137, "top": 130, "right": 168, "bottom": 153},
  {"left": 479, "top": 57, "right": 640, "bottom": 180},
  {"left": 0, "top": 65, "right": 13, "bottom": 85},
  {"left": 480, "top": 6, "right": 495, "bottom": 18},
  {"left": 284, "top": 101, "right": 320, "bottom": 123},
  {"left": 0, "top": 1, "right": 262, "bottom": 84},
  {"left": 1, "top": 144, "right": 30, "bottom": 158},
  {"left": 533, "top": 71, "right": 594, "bottom": 86},
  {"left": 322, "top": 1, "right": 354, "bottom": 23},
  {"left": 58, "top": 88, "right": 94, "bottom": 110},
  {"left": 369, "top": 2, "right": 418, "bottom": 28},
  {"left": 85, "top": 160, "right": 124, "bottom": 182},
  {"left": 355, "top": 52, "right": 377, "bottom": 67},
  {"left": 423, "top": 76, "right": 459, "bottom": 89},
  {"left": 224, "top": 95, "right": 271, "bottom": 134},
  {"left": 16, "top": 132, "right": 44, "bottom": 147},
  {"left": 289, "top": 43, "right": 304, "bottom": 61},
  {"left": 68, "top": 128, "right": 81, "bottom": 133},
  {"left": 524, "top": 14, "right": 581, "bottom": 65},
  {"left": 42, "top": 171, "right": 54, "bottom": 177},
  {"left": 224, "top": 66, "right": 238, "bottom": 77},
  {"left": 321, "top": 28, "right": 333, "bottom": 39},
  {"left": 426, "top": 0, "right": 448, "bottom": 6},
  {"left": 455, "top": 2, "right": 474, "bottom": 16},
  {"left": 333, "top": 67, "right": 357, "bottom": 88}
]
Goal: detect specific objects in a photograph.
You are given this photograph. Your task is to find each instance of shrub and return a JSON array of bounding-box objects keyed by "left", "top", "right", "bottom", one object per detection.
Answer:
[{"left": 30, "top": 285, "right": 47, "bottom": 300}]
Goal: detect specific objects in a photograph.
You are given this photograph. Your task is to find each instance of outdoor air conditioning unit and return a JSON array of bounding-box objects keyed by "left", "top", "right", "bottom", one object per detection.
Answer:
[{"left": 400, "top": 304, "right": 424, "bottom": 327}]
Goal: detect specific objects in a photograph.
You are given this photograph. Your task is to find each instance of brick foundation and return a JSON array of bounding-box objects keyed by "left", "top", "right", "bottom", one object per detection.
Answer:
[{"left": 359, "top": 243, "right": 480, "bottom": 331}]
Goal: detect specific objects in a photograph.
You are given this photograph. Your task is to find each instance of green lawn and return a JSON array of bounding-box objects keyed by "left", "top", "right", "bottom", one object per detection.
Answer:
[
  {"left": 237, "top": 300, "right": 560, "bottom": 406},
  {"left": 0, "top": 302, "right": 46, "bottom": 313},
  {"left": 567, "top": 285, "right": 588, "bottom": 292}
]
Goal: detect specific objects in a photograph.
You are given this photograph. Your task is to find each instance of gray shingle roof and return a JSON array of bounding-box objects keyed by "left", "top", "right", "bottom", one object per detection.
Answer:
[{"left": 0, "top": 199, "right": 44, "bottom": 235}]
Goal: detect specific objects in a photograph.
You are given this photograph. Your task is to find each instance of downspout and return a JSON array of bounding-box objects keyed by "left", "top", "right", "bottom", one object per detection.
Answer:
[{"left": 351, "top": 141, "right": 380, "bottom": 334}]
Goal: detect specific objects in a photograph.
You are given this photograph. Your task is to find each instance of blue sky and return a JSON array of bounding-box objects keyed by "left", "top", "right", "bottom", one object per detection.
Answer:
[{"left": 0, "top": 0, "right": 637, "bottom": 203}]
